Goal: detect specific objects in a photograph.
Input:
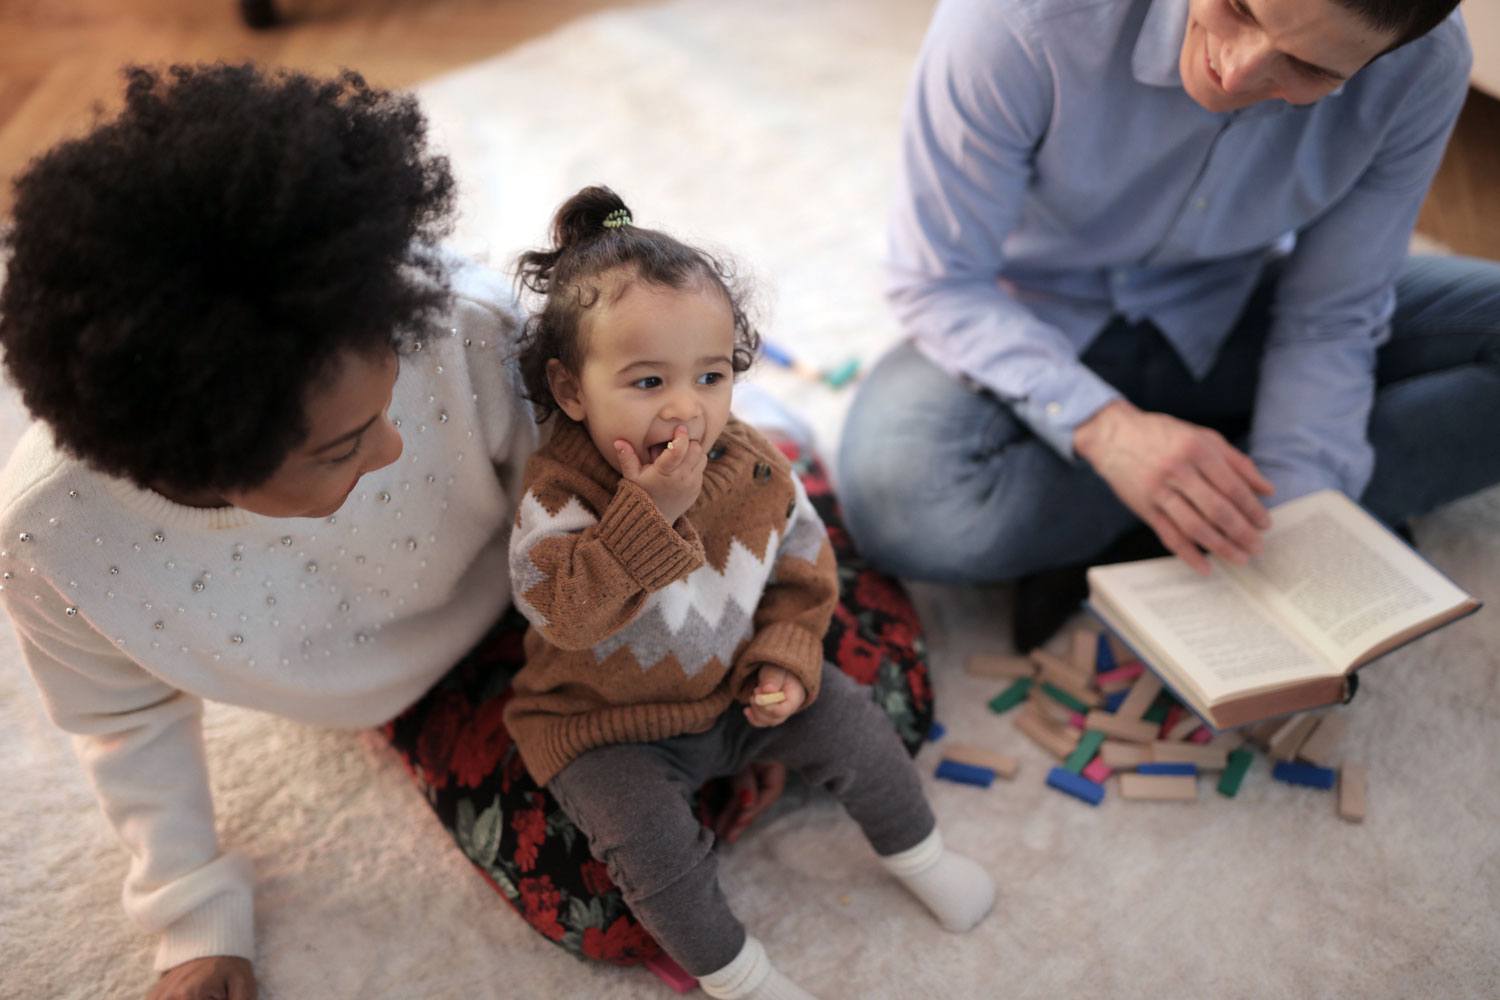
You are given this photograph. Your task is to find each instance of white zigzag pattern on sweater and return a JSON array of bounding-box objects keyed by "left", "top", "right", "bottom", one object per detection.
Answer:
[{"left": 510, "top": 491, "right": 600, "bottom": 629}]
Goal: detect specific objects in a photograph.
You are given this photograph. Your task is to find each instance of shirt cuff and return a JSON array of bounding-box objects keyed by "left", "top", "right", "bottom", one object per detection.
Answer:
[{"left": 1007, "top": 366, "right": 1121, "bottom": 459}]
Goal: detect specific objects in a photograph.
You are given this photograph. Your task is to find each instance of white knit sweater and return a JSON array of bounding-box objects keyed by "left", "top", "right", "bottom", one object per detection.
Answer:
[{"left": 0, "top": 259, "right": 538, "bottom": 971}]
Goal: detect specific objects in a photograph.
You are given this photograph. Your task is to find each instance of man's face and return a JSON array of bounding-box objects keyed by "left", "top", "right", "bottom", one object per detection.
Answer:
[{"left": 1179, "top": 0, "right": 1399, "bottom": 113}]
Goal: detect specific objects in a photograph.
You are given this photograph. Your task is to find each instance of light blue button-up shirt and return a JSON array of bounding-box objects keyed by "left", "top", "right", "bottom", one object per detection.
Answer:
[{"left": 888, "top": 0, "right": 1471, "bottom": 503}]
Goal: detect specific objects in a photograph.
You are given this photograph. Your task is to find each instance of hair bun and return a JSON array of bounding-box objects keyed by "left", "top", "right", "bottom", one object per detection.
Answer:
[{"left": 551, "top": 185, "right": 632, "bottom": 250}]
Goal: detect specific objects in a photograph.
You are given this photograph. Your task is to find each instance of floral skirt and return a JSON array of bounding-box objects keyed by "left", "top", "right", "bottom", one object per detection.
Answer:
[{"left": 381, "top": 446, "right": 933, "bottom": 965}]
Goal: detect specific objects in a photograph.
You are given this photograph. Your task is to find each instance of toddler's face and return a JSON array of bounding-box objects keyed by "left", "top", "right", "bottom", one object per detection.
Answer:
[{"left": 550, "top": 277, "right": 736, "bottom": 473}]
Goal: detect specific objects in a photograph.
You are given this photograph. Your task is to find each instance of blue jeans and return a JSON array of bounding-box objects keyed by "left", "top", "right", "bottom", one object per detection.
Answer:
[{"left": 837, "top": 255, "right": 1500, "bottom": 582}]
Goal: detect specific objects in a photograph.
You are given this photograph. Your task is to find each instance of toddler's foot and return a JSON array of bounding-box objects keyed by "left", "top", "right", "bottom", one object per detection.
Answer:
[
  {"left": 878, "top": 828, "right": 995, "bottom": 932},
  {"left": 699, "top": 935, "right": 819, "bottom": 1000}
]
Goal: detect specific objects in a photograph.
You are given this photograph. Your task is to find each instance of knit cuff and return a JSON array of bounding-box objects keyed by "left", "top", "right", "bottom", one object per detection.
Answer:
[
  {"left": 737, "top": 622, "right": 825, "bottom": 706},
  {"left": 154, "top": 887, "right": 255, "bottom": 972},
  {"left": 596, "top": 480, "right": 704, "bottom": 591}
]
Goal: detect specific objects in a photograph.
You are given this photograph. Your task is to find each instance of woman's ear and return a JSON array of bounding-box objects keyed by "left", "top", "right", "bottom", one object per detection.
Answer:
[{"left": 546, "top": 359, "right": 588, "bottom": 422}]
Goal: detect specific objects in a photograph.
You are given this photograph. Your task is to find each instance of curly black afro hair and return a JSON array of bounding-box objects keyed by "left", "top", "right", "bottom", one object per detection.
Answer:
[{"left": 0, "top": 63, "right": 456, "bottom": 494}]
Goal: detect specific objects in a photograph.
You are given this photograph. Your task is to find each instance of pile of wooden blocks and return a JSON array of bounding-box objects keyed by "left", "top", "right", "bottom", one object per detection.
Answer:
[{"left": 935, "top": 628, "right": 1366, "bottom": 822}]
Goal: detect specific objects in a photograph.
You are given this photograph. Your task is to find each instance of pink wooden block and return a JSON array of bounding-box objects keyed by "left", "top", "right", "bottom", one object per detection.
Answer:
[
  {"left": 1188, "top": 726, "right": 1212, "bottom": 744},
  {"left": 1069, "top": 712, "right": 1088, "bottom": 730},
  {"left": 1082, "top": 758, "right": 1113, "bottom": 783},
  {"left": 646, "top": 953, "right": 698, "bottom": 994},
  {"left": 1094, "top": 663, "right": 1145, "bottom": 687}
]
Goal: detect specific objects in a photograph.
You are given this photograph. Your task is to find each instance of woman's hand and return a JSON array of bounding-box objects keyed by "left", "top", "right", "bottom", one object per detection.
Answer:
[
  {"left": 1074, "top": 399, "right": 1274, "bottom": 574},
  {"left": 147, "top": 956, "right": 256, "bottom": 1000},
  {"left": 713, "top": 761, "right": 788, "bottom": 845}
]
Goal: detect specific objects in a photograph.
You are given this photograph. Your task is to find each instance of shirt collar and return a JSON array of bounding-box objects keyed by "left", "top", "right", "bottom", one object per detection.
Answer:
[{"left": 1132, "top": 0, "right": 1191, "bottom": 88}]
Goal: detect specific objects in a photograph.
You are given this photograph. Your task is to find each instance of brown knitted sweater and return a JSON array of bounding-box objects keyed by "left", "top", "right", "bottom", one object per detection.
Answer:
[{"left": 504, "top": 416, "right": 837, "bottom": 785}]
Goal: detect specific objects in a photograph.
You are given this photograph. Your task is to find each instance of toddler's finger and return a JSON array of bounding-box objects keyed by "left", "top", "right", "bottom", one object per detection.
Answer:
[{"left": 615, "top": 441, "right": 643, "bottom": 480}]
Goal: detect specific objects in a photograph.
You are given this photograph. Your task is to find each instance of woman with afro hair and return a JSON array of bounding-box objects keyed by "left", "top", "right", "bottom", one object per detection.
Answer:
[{"left": 0, "top": 64, "right": 935, "bottom": 999}]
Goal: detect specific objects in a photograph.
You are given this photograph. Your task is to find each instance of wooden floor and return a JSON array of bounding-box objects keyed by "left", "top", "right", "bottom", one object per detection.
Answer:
[{"left": 1, "top": 0, "right": 1497, "bottom": 259}]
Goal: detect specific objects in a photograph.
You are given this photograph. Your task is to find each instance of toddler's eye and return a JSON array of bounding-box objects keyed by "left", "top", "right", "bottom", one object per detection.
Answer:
[
  {"left": 699, "top": 372, "right": 724, "bottom": 385},
  {"left": 632, "top": 376, "right": 662, "bottom": 390}
]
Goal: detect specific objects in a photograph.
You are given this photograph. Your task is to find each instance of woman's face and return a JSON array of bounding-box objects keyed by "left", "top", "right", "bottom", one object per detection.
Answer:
[{"left": 223, "top": 348, "right": 404, "bottom": 518}]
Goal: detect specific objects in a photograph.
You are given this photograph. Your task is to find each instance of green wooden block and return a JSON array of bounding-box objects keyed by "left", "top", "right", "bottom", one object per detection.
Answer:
[
  {"left": 1217, "top": 747, "right": 1255, "bottom": 798},
  {"left": 1142, "top": 693, "right": 1173, "bottom": 724},
  {"left": 987, "top": 677, "right": 1032, "bottom": 715},
  {"left": 1064, "top": 729, "right": 1106, "bottom": 774},
  {"left": 1040, "top": 681, "right": 1088, "bottom": 715}
]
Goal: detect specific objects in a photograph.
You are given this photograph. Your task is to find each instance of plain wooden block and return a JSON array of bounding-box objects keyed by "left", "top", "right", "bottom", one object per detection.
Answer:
[
  {"left": 1207, "top": 730, "right": 1246, "bottom": 753},
  {"left": 1165, "top": 714, "right": 1203, "bottom": 742},
  {"left": 1100, "top": 740, "right": 1152, "bottom": 770},
  {"left": 1070, "top": 628, "right": 1100, "bottom": 672},
  {"left": 964, "top": 652, "right": 1035, "bottom": 680},
  {"left": 1031, "top": 651, "right": 1103, "bottom": 707},
  {"left": 1268, "top": 714, "right": 1320, "bottom": 762},
  {"left": 1338, "top": 763, "right": 1367, "bottom": 823},
  {"left": 1296, "top": 714, "right": 1346, "bottom": 768},
  {"left": 1114, "top": 672, "right": 1162, "bottom": 721},
  {"left": 1119, "top": 773, "right": 1198, "bottom": 801},
  {"left": 1085, "top": 709, "right": 1159, "bottom": 744},
  {"left": 1030, "top": 691, "right": 1076, "bottom": 725},
  {"left": 1015, "top": 705, "right": 1081, "bottom": 760},
  {"left": 1150, "top": 741, "right": 1228, "bottom": 770},
  {"left": 942, "top": 741, "right": 1020, "bottom": 780}
]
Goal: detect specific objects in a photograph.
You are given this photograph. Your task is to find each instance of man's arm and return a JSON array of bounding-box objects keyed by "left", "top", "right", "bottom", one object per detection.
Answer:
[
  {"left": 1248, "top": 56, "right": 1471, "bottom": 505},
  {"left": 888, "top": 0, "right": 1121, "bottom": 457}
]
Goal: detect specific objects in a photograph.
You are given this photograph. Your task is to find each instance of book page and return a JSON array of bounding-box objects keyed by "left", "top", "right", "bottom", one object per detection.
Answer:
[
  {"left": 1230, "top": 491, "right": 1473, "bottom": 667},
  {"left": 1091, "top": 558, "right": 1335, "bottom": 705}
]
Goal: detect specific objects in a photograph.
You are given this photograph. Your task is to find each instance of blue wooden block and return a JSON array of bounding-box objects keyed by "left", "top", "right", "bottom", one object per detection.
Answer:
[
  {"left": 1103, "top": 689, "right": 1129, "bottom": 713},
  {"left": 1272, "top": 760, "right": 1336, "bottom": 789},
  {"left": 927, "top": 720, "right": 946, "bottom": 742},
  {"left": 935, "top": 759, "right": 994, "bottom": 788},
  {"left": 1138, "top": 762, "right": 1197, "bottom": 776},
  {"left": 1095, "top": 632, "right": 1116, "bottom": 673},
  {"left": 1046, "top": 766, "right": 1105, "bottom": 806}
]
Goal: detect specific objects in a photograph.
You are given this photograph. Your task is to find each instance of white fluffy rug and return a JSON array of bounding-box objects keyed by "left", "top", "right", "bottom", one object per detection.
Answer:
[{"left": 4, "top": 1, "right": 1499, "bottom": 997}]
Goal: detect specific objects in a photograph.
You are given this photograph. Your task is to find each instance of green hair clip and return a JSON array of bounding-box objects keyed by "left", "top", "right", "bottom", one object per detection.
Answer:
[{"left": 602, "top": 208, "right": 632, "bottom": 229}]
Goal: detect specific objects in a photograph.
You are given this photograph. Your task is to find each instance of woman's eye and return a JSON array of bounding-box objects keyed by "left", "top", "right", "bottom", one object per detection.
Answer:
[
  {"left": 632, "top": 376, "right": 662, "bottom": 390},
  {"left": 326, "top": 439, "right": 362, "bottom": 465}
]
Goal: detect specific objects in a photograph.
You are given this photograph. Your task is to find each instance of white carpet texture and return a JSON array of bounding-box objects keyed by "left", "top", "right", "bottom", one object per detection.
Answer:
[{"left": 4, "top": 1, "right": 1499, "bottom": 997}]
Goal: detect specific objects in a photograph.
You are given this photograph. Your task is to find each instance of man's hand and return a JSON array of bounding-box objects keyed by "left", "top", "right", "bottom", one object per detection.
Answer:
[
  {"left": 744, "top": 665, "right": 807, "bottom": 727},
  {"left": 615, "top": 425, "right": 706, "bottom": 524},
  {"left": 1074, "top": 400, "right": 1274, "bottom": 574},
  {"left": 147, "top": 956, "right": 256, "bottom": 1000}
]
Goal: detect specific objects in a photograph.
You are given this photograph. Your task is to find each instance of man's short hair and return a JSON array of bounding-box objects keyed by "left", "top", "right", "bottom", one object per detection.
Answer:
[{"left": 1336, "top": 0, "right": 1463, "bottom": 49}]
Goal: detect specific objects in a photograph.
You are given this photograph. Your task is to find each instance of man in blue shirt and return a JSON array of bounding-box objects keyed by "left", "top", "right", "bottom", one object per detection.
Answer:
[{"left": 838, "top": 0, "right": 1500, "bottom": 649}]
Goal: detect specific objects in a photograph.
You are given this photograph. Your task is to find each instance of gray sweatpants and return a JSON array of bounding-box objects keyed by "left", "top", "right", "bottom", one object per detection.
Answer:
[{"left": 547, "top": 663, "right": 936, "bottom": 976}]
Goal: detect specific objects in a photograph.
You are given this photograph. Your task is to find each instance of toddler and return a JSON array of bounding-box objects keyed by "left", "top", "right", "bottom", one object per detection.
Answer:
[{"left": 504, "top": 186, "right": 994, "bottom": 1000}]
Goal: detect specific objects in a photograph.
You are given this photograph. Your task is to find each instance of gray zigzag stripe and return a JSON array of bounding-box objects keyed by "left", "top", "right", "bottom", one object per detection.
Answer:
[
  {"left": 771, "top": 477, "right": 828, "bottom": 583},
  {"left": 593, "top": 599, "right": 756, "bottom": 677}
]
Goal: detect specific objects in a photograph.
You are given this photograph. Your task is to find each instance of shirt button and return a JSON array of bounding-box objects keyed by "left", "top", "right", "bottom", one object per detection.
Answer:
[
  {"left": 1045, "top": 402, "right": 1063, "bottom": 417},
  {"left": 1194, "top": 197, "right": 1208, "bottom": 210}
]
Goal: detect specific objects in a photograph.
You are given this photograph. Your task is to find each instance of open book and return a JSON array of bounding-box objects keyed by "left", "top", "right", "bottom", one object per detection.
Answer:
[{"left": 1086, "top": 490, "right": 1480, "bottom": 730}]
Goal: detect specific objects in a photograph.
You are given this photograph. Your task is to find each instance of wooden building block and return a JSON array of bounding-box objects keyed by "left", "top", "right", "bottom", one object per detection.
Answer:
[
  {"left": 1295, "top": 714, "right": 1346, "bottom": 768},
  {"left": 942, "top": 742, "right": 1020, "bottom": 780},
  {"left": 1268, "top": 714, "right": 1320, "bottom": 762},
  {"left": 1271, "top": 760, "right": 1336, "bottom": 789},
  {"left": 1015, "top": 706, "right": 1081, "bottom": 760},
  {"left": 646, "top": 953, "right": 698, "bottom": 994},
  {"left": 1119, "top": 773, "right": 1197, "bottom": 801},
  {"left": 1338, "top": 763, "right": 1367, "bottom": 823},
  {"left": 1070, "top": 628, "right": 1100, "bottom": 673},
  {"left": 1150, "top": 742, "right": 1228, "bottom": 771},
  {"left": 1100, "top": 740, "right": 1152, "bottom": 770},
  {"left": 1029, "top": 691, "right": 1076, "bottom": 725},
  {"left": 1106, "top": 633, "right": 1134, "bottom": 668},
  {"left": 1138, "top": 762, "right": 1196, "bottom": 776},
  {"left": 935, "top": 759, "right": 995, "bottom": 788},
  {"left": 1095, "top": 662, "right": 1145, "bottom": 693},
  {"left": 965, "top": 652, "right": 1035, "bottom": 680},
  {"left": 1114, "top": 672, "right": 1162, "bottom": 721},
  {"left": 1064, "top": 730, "right": 1107, "bottom": 774},
  {"left": 1247, "top": 718, "right": 1284, "bottom": 750},
  {"left": 1040, "top": 681, "right": 1091, "bottom": 714},
  {"left": 1081, "top": 758, "right": 1113, "bottom": 783},
  {"left": 987, "top": 677, "right": 1032, "bottom": 715},
  {"left": 1085, "top": 710, "right": 1159, "bottom": 744},
  {"left": 1046, "top": 766, "right": 1105, "bottom": 805},
  {"left": 1165, "top": 714, "right": 1204, "bottom": 742},
  {"left": 1032, "top": 652, "right": 1103, "bottom": 707},
  {"left": 1217, "top": 748, "right": 1254, "bottom": 798},
  {"left": 1207, "top": 730, "right": 1247, "bottom": 753}
]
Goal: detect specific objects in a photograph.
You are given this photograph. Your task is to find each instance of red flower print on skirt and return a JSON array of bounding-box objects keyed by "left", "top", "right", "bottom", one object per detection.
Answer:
[
  {"left": 415, "top": 690, "right": 469, "bottom": 791},
  {"left": 579, "top": 858, "right": 615, "bottom": 896},
  {"left": 511, "top": 792, "right": 549, "bottom": 873},
  {"left": 451, "top": 695, "right": 513, "bottom": 789},
  {"left": 518, "top": 875, "right": 566, "bottom": 941},
  {"left": 583, "top": 915, "right": 661, "bottom": 964}
]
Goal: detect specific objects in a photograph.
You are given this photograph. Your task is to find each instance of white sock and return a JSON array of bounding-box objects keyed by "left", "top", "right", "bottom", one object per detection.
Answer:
[
  {"left": 878, "top": 828, "right": 995, "bottom": 933},
  {"left": 698, "top": 936, "right": 820, "bottom": 1000}
]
